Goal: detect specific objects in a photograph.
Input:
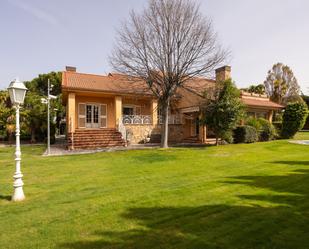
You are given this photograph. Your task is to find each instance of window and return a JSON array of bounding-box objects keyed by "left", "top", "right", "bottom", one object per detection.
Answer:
[
  {"left": 123, "top": 106, "right": 134, "bottom": 115},
  {"left": 122, "top": 105, "right": 141, "bottom": 115}
]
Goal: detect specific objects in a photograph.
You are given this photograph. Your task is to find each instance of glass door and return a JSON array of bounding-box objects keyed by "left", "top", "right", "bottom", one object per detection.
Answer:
[{"left": 86, "top": 104, "right": 100, "bottom": 128}]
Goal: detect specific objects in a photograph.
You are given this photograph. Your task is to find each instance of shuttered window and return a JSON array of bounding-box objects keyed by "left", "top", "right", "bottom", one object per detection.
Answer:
[
  {"left": 78, "top": 103, "right": 86, "bottom": 128},
  {"left": 100, "top": 104, "right": 107, "bottom": 128}
]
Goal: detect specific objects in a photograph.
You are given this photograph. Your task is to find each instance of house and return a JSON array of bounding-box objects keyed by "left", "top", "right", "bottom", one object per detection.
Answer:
[{"left": 62, "top": 66, "right": 284, "bottom": 149}]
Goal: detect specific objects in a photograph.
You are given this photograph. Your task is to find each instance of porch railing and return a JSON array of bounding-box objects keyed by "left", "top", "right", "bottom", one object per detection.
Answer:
[
  {"left": 158, "top": 114, "right": 183, "bottom": 125},
  {"left": 122, "top": 115, "right": 152, "bottom": 125},
  {"left": 118, "top": 118, "right": 127, "bottom": 142}
]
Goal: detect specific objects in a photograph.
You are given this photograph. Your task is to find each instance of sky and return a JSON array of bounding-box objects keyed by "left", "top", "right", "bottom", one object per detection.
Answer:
[{"left": 0, "top": 0, "right": 308, "bottom": 94}]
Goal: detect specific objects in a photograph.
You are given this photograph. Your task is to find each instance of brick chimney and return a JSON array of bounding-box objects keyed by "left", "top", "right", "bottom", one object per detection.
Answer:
[
  {"left": 215, "top": 66, "right": 231, "bottom": 82},
  {"left": 65, "top": 66, "right": 76, "bottom": 72}
]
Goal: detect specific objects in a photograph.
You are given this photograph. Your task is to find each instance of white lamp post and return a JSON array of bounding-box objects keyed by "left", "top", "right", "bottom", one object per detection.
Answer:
[{"left": 8, "top": 78, "right": 28, "bottom": 202}]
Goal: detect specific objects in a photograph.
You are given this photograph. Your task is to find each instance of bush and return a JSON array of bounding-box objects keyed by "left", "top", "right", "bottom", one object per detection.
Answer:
[
  {"left": 246, "top": 117, "right": 261, "bottom": 131},
  {"left": 281, "top": 102, "right": 309, "bottom": 138},
  {"left": 233, "top": 125, "right": 258, "bottom": 143},
  {"left": 245, "top": 117, "right": 277, "bottom": 141},
  {"left": 221, "top": 130, "right": 234, "bottom": 144},
  {"left": 257, "top": 118, "right": 277, "bottom": 141},
  {"left": 272, "top": 121, "right": 282, "bottom": 134}
]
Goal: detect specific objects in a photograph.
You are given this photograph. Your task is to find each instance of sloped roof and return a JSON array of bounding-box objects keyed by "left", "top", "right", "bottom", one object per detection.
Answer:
[
  {"left": 62, "top": 70, "right": 284, "bottom": 111},
  {"left": 62, "top": 71, "right": 215, "bottom": 97},
  {"left": 62, "top": 71, "right": 151, "bottom": 95},
  {"left": 241, "top": 96, "right": 284, "bottom": 110}
]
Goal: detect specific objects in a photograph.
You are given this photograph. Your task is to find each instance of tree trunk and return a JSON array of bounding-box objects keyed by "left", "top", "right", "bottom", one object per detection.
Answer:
[
  {"left": 161, "top": 99, "right": 170, "bottom": 148},
  {"left": 31, "top": 126, "right": 36, "bottom": 143}
]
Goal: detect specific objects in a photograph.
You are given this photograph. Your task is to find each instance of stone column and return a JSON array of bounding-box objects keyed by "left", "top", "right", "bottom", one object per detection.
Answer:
[
  {"left": 115, "top": 96, "right": 122, "bottom": 126},
  {"left": 68, "top": 93, "right": 76, "bottom": 132},
  {"left": 268, "top": 110, "right": 274, "bottom": 123},
  {"left": 151, "top": 99, "right": 158, "bottom": 126},
  {"left": 198, "top": 113, "right": 207, "bottom": 143}
]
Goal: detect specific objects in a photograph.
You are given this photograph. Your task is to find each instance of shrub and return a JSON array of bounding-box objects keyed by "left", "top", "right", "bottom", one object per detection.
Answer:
[
  {"left": 281, "top": 102, "right": 309, "bottom": 138},
  {"left": 257, "top": 118, "right": 277, "bottom": 141},
  {"left": 221, "top": 130, "right": 234, "bottom": 144},
  {"left": 272, "top": 121, "right": 282, "bottom": 134},
  {"left": 233, "top": 125, "right": 258, "bottom": 143},
  {"left": 245, "top": 117, "right": 277, "bottom": 141},
  {"left": 246, "top": 117, "right": 261, "bottom": 131}
]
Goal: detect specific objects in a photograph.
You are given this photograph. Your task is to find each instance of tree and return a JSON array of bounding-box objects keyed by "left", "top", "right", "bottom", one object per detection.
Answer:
[
  {"left": 264, "top": 63, "right": 300, "bottom": 104},
  {"left": 201, "top": 79, "right": 244, "bottom": 146},
  {"left": 243, "top": 84, "right": 265, "bottom": 95},
  {"left": 281, "top": 102, "right": 308, "bottom": 139},
  {"left": 25, "top": 71, "right": 62, "bottom": 96},
  {"left": 0, "top": 91, "right": 13, "bottom": 139},
  {"left": 24, "top": 72, "right": 64, "bottom": 143},
  {"left": 110, "top": 0, "right": 227, "bottom": 148}
]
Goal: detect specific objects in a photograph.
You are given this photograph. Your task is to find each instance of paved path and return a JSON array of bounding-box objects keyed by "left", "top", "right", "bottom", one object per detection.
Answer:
[{"left": 43, "top": 143, "right": 161, "bottom": 156}]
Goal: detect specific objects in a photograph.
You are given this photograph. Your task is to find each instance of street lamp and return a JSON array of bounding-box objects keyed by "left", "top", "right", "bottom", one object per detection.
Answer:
[
  {"left": 7, "top": 78, "right": 27, "bottom": 202},
  {"left": 41, "top": 79, "right": 57, "bottom": 155}
]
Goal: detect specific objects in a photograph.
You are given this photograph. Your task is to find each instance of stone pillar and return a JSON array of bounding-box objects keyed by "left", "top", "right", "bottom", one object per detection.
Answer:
[
  {"left": 151, "top": 99, "right": 158, "bottom": 126},
  {"left": 268, "top": 110, "right": 274, "bottom": 123},
  {"left": 198, "top": 113, "right": 207, "bottom": 143},
  {"left": 115, "top": 96, "right": 122, "bottom": 126},
  {"left": 68, "top": 93, "right": 76, "bottom": 132},
  {"left": 202, "top": 125, "right": 207, "bottom": 143}
]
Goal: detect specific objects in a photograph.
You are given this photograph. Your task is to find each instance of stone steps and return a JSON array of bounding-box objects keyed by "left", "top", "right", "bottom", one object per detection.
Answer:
[
  {"left": 68, "top": 129, "right": 126, "bottom": 149},
  {"left": 182, "top": 136, "right": 201, "bottom": 144}
]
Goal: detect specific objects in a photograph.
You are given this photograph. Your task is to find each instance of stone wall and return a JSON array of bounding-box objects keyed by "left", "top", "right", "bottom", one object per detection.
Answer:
[
  {"left": 124, "top": 124, "right": 184, "bottom": 144},
  {"left": 168, "top": 124, "right": 184, "bottom": 143},
  {"left": 125, "top": 125, "right": 160, "bottom": 144}
]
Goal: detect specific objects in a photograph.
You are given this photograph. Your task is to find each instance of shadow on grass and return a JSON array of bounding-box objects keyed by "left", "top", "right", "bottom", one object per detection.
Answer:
[
  {"left": 272, "top": 160, "right": 309, "bottom": 166},
  {"left": 60, "top": 168, "right": 309, "bottom": 249},
  {"left": 0, "top": 195, "right": 11, "bottom": 201}
]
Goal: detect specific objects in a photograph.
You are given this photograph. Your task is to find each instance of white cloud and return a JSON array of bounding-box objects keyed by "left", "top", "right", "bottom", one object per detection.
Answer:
[{"left": 7, "top": 0, "right": 59, "bottom": 26}]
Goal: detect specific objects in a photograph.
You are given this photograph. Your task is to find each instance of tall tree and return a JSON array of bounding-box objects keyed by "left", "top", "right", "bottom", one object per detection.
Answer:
[
  {"left": 264, "top": 63, "right": 300, "bottom": 104},
  {"left": 24, "top": 72, "right": 64, "bottom": 142},
  {"left": 201, "top": 79, "right": 244, "bottom": 146},
  {"left": 110, "top": 0, "right": 227, "bottom": 148}
]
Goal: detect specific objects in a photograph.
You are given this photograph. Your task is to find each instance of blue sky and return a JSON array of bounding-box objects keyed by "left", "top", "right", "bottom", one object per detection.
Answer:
[{"left": 0, "top": 0, "right": 308, "bottom": 94}]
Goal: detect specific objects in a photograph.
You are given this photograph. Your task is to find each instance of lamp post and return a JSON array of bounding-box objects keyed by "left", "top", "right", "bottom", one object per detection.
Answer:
[
  {"left": 8, "top": 78, "right": 28, "bottom": 202},
  {"left": 41, "top": 79, "right": 56, "bottom": 155}
]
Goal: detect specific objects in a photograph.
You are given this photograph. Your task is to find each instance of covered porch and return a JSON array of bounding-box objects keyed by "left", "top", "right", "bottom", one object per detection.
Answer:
[
  {"left": 180, "top": 106, "right": 207, "bottom": 144},
  {"left": 66, "top": 92, "right": 159, "bottom": 133}
]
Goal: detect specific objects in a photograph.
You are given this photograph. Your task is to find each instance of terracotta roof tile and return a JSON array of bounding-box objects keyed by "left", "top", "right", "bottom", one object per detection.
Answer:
[
  {"left": 241, "top": 96, "right": 284, "bottom": 109},
  {"left": 62, "top": 71, "right": 151, "bottom": 95},
  {"left": 62, "top": 71, "right": 215, "bottom": 97}
]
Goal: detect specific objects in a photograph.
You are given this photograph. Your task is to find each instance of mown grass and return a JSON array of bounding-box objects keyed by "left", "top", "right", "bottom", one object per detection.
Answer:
[{"left": 0, "top": 132, "right": 308, "bottom": 249}]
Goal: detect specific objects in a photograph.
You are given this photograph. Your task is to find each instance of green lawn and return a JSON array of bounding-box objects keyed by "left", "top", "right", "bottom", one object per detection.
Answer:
[{"left": 0, "top": 132, "right": 308, "bottom": 249}]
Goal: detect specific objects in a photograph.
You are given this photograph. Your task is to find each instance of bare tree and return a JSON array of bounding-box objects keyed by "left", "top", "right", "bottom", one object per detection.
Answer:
[
  {"left": 264, "top": 63, "right": 301, "bottom": 104},
  {"left": 110, "top": 0, "right": 227, "bottom": 148}
]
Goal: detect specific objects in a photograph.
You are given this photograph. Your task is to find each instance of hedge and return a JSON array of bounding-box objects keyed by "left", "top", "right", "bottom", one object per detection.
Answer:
[{"left": 233, "top": 125, "right": 258, "bottom": 143}]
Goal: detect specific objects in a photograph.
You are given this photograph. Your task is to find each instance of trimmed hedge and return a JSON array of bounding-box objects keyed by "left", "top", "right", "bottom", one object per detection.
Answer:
[
  {"left": 281, "top": 102, "right": 309, "bottom": 138},
  {"left": 233, "top": 125, "right": 258, "bottom": 143}
]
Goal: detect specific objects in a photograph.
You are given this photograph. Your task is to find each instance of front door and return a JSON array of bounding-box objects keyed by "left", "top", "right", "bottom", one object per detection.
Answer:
[{"left": 86, "top": 104, "right": 100, "bottom": 128}]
